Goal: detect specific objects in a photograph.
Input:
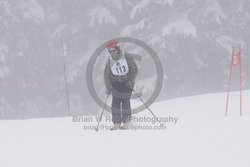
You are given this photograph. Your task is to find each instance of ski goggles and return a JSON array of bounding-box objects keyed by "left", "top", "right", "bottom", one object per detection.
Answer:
[{"left": 108, "top": 47, "right": 118, "bottom": 53}]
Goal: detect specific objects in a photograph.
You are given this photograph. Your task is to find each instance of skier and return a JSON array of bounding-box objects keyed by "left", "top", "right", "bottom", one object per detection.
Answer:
[{"left": 104, "top": 40, "right": 138, "bottom": 130}]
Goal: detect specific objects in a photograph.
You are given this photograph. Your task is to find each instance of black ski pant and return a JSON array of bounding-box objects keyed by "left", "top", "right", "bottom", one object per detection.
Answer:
[{"left": 111, "top": 81, "right": 132, "bottom": 124}]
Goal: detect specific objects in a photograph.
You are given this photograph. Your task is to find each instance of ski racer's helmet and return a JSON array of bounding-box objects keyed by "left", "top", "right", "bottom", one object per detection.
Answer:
[{"left": 106, "top": 40, "right": 119, "bottom": 49}]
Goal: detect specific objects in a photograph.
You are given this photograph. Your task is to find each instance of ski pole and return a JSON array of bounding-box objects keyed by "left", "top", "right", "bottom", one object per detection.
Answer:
[
  {"left": 95, "top": 94, "right": 110, "bottom": 131},
  {"left": 61, "top": 42, "right": 71, "bottom": 115},
  {"left": 133, "top": 90, "right": 164, "bottom": 126}
]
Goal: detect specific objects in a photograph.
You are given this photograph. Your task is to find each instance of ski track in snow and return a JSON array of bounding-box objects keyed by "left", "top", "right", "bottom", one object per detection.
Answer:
[{"left": 0, "top": 90, "right": 249, "bottom": 167}]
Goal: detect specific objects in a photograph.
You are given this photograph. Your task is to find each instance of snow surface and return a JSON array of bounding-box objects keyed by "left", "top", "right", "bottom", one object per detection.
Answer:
[{"left": 0, "top": 90, "right": 250, "bottom": 167}]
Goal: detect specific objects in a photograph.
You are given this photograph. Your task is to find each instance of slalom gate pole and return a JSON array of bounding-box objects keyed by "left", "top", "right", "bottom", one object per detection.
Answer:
[
  {"left": 239, "top": 45, "right": 243, "bottom": 116},
  {"left": 225, "top": 47, "right": 234, "bottom": 117},
  {"left": 61, "top": 42, "right": 71, "bottom": 115},
  {"left": 225, "top": 45, "right": 243, "bottom": 116}
]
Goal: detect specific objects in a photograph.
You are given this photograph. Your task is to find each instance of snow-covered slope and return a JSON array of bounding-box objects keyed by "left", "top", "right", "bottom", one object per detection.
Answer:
[{"left": 0, "top": 90, "right": 249, "bottom": 167}]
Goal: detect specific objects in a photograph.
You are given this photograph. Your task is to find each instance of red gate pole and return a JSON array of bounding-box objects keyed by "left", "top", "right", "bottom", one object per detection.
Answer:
[
  {"left": 225, "top": 47, "right": 234, "bottom": 117},
  {"left": 239, "top": 45, "right": 243, "bottom": 116}
]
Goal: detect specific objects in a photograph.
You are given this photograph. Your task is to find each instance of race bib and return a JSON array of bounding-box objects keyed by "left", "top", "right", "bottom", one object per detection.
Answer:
[{"left": 110, "top": 58, "right": 129, "bottom": 76}]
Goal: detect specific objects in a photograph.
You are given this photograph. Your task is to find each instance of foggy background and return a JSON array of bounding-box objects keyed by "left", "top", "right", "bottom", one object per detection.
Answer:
[{"left": 0, "top": 0, "right": 249, "bottom": 119}]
